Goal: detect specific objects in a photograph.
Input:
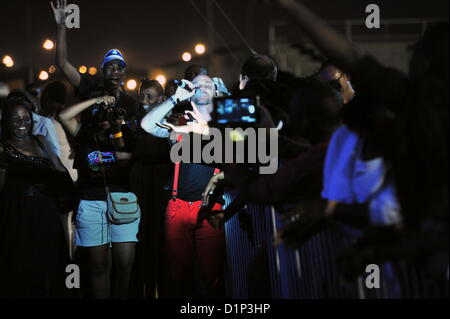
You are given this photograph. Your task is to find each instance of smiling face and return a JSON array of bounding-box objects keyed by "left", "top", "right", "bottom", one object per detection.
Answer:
[
  {"left": 8, "top": 104, "right": 32, "bottom": 139},
  {"left": 103, "top": 60, "right": 126, "bottom": 89},
  {"left": 139, "top": 87, "right": 163, "bottom": 108}
]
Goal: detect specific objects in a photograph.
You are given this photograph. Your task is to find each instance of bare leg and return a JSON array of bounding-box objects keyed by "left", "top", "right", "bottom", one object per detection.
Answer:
[
  {"left": 84, "top": 244, "right": 111, "bottom": 299},
  {"left": 112, "top": 242, "right": 136, "bottom": 299}
]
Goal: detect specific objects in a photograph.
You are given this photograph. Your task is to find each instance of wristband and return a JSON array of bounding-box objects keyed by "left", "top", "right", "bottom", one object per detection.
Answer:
[
  {"left": 168, "top": 96, "right": 177, "bottom": 107},
  {"left": 111, "top": 131, "right": 123, "bottom": 139}
]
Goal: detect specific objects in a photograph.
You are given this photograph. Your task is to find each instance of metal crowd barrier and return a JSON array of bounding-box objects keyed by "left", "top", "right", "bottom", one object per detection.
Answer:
[{"left": 223, "top": 191, "right": 447, "bottom": 299}]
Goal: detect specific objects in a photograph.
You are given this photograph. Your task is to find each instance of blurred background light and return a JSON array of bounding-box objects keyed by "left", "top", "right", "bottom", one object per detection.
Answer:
[
  {"left": 195, "top": 43, "right": 206, "bottom": 55},
  {"left": 88, "top": 67, "right": 97, "bottom": 75},
  {"left": 126, "top": 79, "right": 137, "bottom": 90},
  {"left": 43, "top": 39, "right": 54, "bottom": 50},
  {"left": 38, "top": 70, "right": 49, "bottom": 81},
  {"left": 155, "top": 74, "right": 166, "bottom": 86},
  {"left": 2, "top": 55, "right": 14, "bottom": 68},
  {"left": 182, "top": 52, "right": 192, "bottom": 62},
  {"left": 79, "top": 65, "right": 87, "bottom": 74}
]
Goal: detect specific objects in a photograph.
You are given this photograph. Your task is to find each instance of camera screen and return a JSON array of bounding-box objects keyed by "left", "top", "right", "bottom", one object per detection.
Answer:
[{"left": 214, "top": 97, "right": 258, "bottom": 124}]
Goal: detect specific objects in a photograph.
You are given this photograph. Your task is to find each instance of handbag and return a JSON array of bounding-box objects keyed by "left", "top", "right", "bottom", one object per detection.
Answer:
[
  {"left": 94, "top": 135, "right": 140, "bottom": 224},
  {"left": 106, "top": 190, "right": 140, "bottom": 224}
]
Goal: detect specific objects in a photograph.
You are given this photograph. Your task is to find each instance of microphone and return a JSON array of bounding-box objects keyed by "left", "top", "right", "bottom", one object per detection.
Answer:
[{"left": 174, "top": 80, "right": 195, "bottom": 93}]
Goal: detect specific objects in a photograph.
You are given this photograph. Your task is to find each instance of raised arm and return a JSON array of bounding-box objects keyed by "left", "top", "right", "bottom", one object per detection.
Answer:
[
  {"left": 51, "top": 0, "right": 81, "bottom": 87},
  {"left": 59, "top": 96, "right": 115, "bottom": 136},
  {"left": 140, "top": 80, "right": 195, "bottom": 138},
  {"left": 141, "top": 99, "right": 177, "bottom": 138},
  {"left": 273, "top": 0, "right": 362, "bottom": 73}
]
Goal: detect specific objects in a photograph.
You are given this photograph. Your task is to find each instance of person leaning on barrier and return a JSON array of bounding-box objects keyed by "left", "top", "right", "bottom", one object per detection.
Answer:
[
  {"left": 202, "top": 79, "right": 342, "bottom": 230},
  {"left": 238, "top": 53, "right": 292, "bottom": 134},
  {"left": 314, "top": 61, "right": 355, "bottom": 105},
  {"left": 239, "top": 53, "right": 278, "bottom": 90},
  {"left": 268, "top": 0, "right": 448, "bottom": 284}
]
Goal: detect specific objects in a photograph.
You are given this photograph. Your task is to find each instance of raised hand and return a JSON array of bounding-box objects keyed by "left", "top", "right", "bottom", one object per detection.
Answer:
[
  {"left": 184, "top": 102, "right": 207, "bottom": 125},
  {"left": 50, "top": 0, "right": 68, "bottom": 25},
  {"left": 156, "top": 102, "right": 210, "bottom": 135},
  {"left": 173, "top": 80, "right": 196, "bottom": 102},
  {"left": 156, "top": 121, "right": 209, "bottom": 135}
]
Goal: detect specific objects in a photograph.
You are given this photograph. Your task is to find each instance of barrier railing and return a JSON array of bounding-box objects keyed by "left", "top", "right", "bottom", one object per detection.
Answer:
[{"left": 223, "top": 191, "right": 447, "bottom": 299}]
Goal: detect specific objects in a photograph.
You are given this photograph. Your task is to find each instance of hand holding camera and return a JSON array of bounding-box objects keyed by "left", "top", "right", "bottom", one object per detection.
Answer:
[
  {"left": 91, "top": 95, "right": 125, "bottom": 131},
  {"left": 95, "top": 95, "right": 116, "bottom": 106}
]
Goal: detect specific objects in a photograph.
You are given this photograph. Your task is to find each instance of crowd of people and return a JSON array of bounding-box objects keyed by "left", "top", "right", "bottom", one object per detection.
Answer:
[{"left": 0, "top": 0, "right": 448, "bottom": 299}]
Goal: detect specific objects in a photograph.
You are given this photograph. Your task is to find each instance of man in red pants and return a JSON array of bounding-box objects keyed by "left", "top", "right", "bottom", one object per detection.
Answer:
[
  {"left": 165, "top": 162, "right": 225, "bottom": 298},
  {"left": 141, "top": 75, "right": 225, "bottom": 298}
]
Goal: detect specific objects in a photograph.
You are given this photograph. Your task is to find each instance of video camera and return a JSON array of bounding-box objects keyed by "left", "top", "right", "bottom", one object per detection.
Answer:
[
  {"left": 91, "top": 102, "right": 126, "bottom": 124},
  {"left": 211, "top": 96, "right": 260, "bottom": 127},
  {"left": 88, "top": 89, "right": 126, "bottom": 126}
]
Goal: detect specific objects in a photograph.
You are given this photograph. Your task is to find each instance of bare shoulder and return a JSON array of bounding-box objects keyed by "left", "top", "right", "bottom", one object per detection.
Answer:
[
  {"left": 34, "top": 135, "right": 66, "bottom": 172},
  {"left": 34, "top": 134, "right": 54, "bottom": 158},
  {"left": 35, "top": 135, "right": 48, "bottom": 148}
]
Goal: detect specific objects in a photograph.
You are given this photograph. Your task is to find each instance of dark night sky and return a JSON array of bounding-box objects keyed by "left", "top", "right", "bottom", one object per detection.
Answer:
[{"left": 0, "top": 0, "right": 448, "bottom": 73}]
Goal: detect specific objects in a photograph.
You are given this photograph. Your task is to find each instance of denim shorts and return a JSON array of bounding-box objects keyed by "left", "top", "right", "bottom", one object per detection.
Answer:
[{"left": 75, "top": 200, "right": 140, "bottom": 247}]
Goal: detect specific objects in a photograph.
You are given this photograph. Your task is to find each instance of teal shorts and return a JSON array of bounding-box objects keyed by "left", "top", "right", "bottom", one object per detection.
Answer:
[{"left": 75, "top": 200, "right": 140, "bottom": 247}]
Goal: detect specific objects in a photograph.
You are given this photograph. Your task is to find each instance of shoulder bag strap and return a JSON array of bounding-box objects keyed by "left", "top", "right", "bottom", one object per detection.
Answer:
[{"left": 93, "top": 133, "right": 110, "bottom": 195}]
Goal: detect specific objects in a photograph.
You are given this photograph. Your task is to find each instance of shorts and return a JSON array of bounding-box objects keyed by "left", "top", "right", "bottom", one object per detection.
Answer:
[{"left": 75, "top": 200, "right": 140, "bottom": 247}]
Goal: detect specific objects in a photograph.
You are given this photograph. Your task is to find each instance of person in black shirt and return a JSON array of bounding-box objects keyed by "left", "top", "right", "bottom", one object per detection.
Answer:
[
  {"left": 59, "top": 92, "right": 139, "bottom": 299},
  {"left": 127, "top": 79, "right": 171, "bottom": 298},
  {"left": 52, "top": 0, "right": 138, "bottom": 131},
  {"left": 137, "top": 79, "right": 165, "bottom": 119},
  {"left": 0, "top": 100, "right": 74, "bottom": 298}
]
